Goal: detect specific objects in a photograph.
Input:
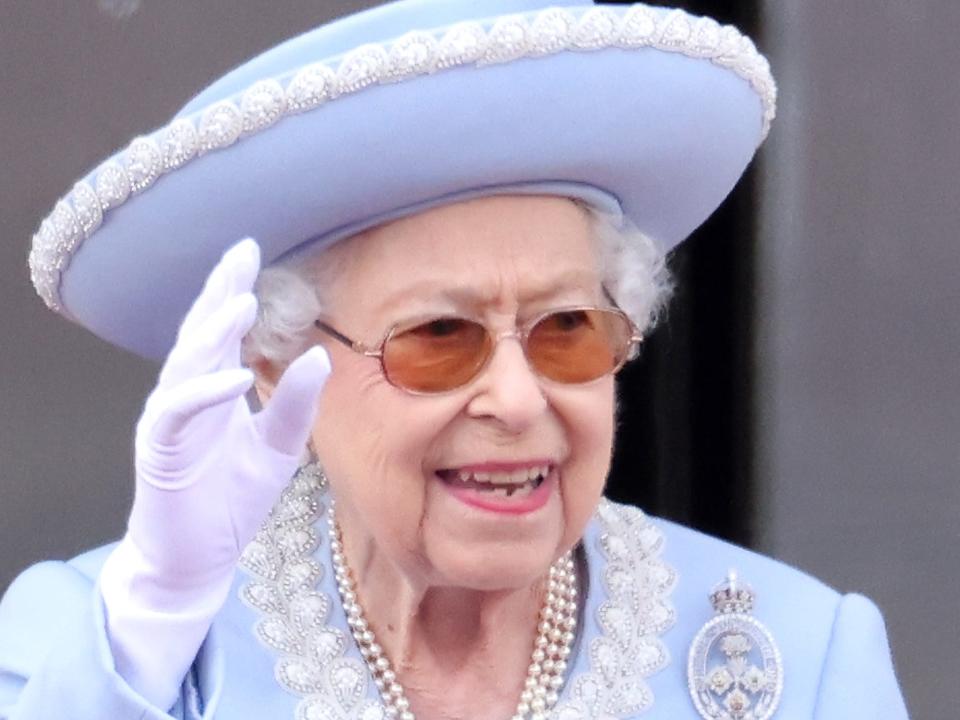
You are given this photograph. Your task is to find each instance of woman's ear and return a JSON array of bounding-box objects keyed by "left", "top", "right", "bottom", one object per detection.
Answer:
[{"left": 250, "top": 357, "right": 279, "bottom": 405}]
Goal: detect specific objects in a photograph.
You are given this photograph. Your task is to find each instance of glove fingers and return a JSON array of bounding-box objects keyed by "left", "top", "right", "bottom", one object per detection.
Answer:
[
  {"left": 255, "top": 346, "right": 331, "bottom": 455},
  {"left": 222, "top": 238, "right": 261, "bottom": 297},
  {"left": 176, "top": 239, "right": 260, "bottom": 349},
  {"left": 160, "top": 293, "right": 257, "bottom": 389},
  {"left": 149, "top": 368, "right": 255, "bottom": 448}
]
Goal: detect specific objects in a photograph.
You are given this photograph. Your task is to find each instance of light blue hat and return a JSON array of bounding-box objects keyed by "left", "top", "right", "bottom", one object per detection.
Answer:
[{"left": 28, "top": 0, "right": 776, "bottom": 360}]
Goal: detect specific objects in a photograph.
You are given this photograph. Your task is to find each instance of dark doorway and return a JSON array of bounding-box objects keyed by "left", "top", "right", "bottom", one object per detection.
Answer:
[{"left": 600, "top": 0, "right": 762, "bottom": 548}]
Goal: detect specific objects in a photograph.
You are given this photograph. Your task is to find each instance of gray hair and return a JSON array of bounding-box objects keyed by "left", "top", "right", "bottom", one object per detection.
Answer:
[{"left": 243, "top": 204, "right": 673, "bottom": 369}]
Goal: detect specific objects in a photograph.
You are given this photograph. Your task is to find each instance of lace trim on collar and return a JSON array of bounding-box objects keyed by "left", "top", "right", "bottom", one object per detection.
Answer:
[
  {"left": 551, "top": 500, "right": 677, "bottom": 719},
  {"left": 239, "top": 468, "right": 676, "bottom": 720}
]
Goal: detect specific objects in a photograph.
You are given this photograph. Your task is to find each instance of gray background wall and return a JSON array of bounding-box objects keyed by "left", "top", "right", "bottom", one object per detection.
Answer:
[
  {"left": 0, "top": 2, "right": 956, "bottom": 717},
  {"left": 757, "top": 3, "right": 960, "bottom": 717}
]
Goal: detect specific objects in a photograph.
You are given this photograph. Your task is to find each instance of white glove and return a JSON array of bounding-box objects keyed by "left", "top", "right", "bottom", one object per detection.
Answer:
[{"left": 99, "top": 239, "right": 330, "bottom": 709}]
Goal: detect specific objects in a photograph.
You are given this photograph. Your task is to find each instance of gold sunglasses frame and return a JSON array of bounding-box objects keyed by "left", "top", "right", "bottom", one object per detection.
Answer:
[{"left": 314, "top": 305, "right": 643, "bottom": 395}]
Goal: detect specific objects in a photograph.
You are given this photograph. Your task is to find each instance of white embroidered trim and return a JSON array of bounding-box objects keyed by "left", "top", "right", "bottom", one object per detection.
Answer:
[
  {"left": 239, "top": 465, "right": 385, "bottom": 720},
  {"left": 551, "top": 500, "right": 677, "bottom": 720},
  {"left": 239, "top": 468, "right": 676, "bottom": 720},
  {"left": 29, "top": 4, "right": 775, "bottom": 313}
]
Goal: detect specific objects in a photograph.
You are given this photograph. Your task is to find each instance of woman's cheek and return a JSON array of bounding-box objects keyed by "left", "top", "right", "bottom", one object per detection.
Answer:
[
  {"left": 560, "top": 386, "right": 616, "bottom": 541},
  {"left": 332, "top": 393, "right": 455, "bottom": 536}
]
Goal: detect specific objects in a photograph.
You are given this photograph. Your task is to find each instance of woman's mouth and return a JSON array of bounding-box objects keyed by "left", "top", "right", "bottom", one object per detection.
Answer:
[{"left": 435, "top": 463, "right": 555, "bottom": 513}]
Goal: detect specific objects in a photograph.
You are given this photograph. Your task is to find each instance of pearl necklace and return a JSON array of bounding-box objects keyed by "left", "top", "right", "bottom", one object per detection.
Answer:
[{"left": 327, "top": 505, "right": 578, "bottom": 720}]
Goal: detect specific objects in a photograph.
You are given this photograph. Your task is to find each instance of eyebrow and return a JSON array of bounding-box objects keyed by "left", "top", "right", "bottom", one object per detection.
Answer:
[{"left": 372, "top": 268, "right": 603, "bottom": 315}]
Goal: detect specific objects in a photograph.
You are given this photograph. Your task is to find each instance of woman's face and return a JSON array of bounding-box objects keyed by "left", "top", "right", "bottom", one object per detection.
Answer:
[{"left": 310, "top": 195, "right": 615, "bottom": 591}]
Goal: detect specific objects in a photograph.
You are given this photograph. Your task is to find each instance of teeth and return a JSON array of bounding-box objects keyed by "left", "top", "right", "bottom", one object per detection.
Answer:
[
  {"left": 512, "top": 484, "right": 535, "bottom": 498},
  {"left": 452, "top": 465, "right": 550, "bottom": 485},
  {"left": 488, "top": 485, "right": 535, "bottom": 499},
  {"left": 447, "top": 464, "right": 550, "bottom": 496}
]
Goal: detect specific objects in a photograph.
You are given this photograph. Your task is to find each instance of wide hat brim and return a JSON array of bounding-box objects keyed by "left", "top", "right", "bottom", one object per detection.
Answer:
[{"left": 29, "top": 0, "right": 776, "bottom": 360}]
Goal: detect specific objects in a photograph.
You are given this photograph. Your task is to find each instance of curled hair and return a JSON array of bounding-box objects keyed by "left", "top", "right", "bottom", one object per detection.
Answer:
[
  {"left": 587, "top": 204, "right": 673, "bottom": 341},
  {"left": 243, "top": 203, "right": 673, "bottom": 369}
]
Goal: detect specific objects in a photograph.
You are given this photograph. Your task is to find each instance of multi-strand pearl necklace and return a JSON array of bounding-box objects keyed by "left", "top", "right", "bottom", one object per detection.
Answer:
[{"left": 327, "top": 504, "right": 579, "bottom": 720}]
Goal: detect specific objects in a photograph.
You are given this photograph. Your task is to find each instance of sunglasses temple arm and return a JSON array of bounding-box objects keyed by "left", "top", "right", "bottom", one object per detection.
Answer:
[{"left": 314, "top": 320, "right": 382, "bottom": 356}]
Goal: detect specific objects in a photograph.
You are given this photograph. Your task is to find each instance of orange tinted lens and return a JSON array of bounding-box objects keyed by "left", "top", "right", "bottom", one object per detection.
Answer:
[
  {"left": 382, "top": 317, "right": 491, "bottom": 392},
  {"left": 527, "top": 309, "right": 632, "bottom": 383}
]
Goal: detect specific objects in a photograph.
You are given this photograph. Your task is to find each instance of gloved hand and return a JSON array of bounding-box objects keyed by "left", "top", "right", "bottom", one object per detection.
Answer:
[{"left": 99, "top": 239, "right": 331, "bottom": 709}]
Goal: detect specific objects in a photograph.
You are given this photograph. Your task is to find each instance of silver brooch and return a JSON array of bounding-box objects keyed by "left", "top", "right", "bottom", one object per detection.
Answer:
[{"left": 687, "top": 570, "right": 783, "bottom": 720}]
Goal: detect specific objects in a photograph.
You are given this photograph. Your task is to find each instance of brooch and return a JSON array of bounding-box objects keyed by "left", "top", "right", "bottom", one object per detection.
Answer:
[{"left": 687, "top": 570, "right": 784, "bottom": 720}]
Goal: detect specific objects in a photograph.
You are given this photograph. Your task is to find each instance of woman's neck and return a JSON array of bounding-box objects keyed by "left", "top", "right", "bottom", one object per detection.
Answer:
[
  {"left": 374, "top": 583, "right": 543, "bottom": 719},
  {"left": 337, "top": 521, "right": 550, "bottom": 719}
]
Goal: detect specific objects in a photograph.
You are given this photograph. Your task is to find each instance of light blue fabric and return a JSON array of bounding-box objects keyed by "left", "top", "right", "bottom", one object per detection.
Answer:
[
  {"left": 51, "top": 0, "right": 768, "bottom": 359},
  {"left": 0, "top": 504, "right": 908, "bottom": 719}
]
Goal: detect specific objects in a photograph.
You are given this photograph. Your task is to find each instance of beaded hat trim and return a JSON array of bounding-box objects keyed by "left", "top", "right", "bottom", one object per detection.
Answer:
[
  {"left": 28, "top": 3, "right": 775, "bottom": 316},
  {"left": 238, "top": 464, "right": 677, "bottom": 720}
]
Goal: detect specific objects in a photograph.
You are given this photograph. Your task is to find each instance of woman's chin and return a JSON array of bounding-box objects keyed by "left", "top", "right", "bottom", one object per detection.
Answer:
[
  {"left": 427, "top": 555, "right": 560, "bottom": 593},
  {"left": 413, "top": 466, "right": 585, "bottom": 589}
]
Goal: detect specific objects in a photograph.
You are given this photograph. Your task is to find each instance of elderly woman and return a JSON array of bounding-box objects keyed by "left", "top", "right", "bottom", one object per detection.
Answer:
[{"left": 0, "top": 1, "right": 907, "bottom": 719}]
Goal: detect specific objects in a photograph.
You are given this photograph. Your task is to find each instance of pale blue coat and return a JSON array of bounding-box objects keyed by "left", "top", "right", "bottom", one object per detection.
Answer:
[{"left": 0, "top": 498, "right": 908, "bottom": 719}]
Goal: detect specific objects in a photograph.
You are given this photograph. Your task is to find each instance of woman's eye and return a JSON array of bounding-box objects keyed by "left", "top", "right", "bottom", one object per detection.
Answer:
[
  {"left": 413, "top": 318, "right": 469, "bottom": 337},
  {"left": 546, "top": 310, "right": 589, "bottom": 331}
]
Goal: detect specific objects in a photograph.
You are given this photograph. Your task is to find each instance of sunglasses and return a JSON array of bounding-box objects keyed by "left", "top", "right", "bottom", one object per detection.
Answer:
[{"left": 314, "top": 306, "right": 642, "bottom": 395}]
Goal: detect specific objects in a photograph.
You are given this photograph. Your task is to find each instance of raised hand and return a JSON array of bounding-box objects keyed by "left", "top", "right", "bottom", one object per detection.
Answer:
[{"left": 99, "top": 239, "right": 330, "bottom": 708}]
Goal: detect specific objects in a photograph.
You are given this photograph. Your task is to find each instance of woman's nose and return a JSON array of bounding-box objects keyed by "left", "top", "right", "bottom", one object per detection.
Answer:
[{"left": 466, "top": 337, "right": 548, "bottom": 430}]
